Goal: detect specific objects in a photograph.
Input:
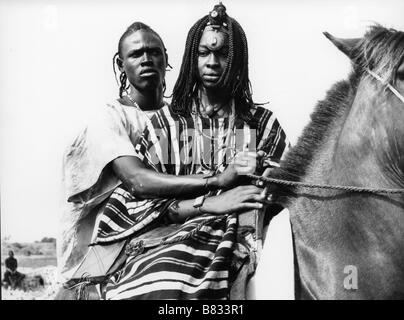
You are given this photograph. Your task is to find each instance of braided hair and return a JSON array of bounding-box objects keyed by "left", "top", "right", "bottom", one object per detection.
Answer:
[
  {"left": 171, "top": 10, "right": 254, "bottom": 122},
  {"left": 113, "top": 22, "right": 169, "bottom": 98}
]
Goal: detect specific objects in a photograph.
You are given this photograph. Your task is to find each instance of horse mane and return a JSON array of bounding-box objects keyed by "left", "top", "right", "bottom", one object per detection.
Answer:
[
  {"left": 270, "top": 75, "right": 357, "bottom": 202},
  {"left": 270, "top": 25, "right": 404, "bottom": 205},
  {"left": 356, "top": 25, "right": 404, "bottom": 85}
]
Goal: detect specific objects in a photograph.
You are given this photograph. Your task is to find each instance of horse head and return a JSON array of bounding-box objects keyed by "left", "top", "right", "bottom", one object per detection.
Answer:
[
  {"left": 324, "top": 26, "right": 404, "bottom": 198},
  {"left": 271, "top": 25, "right": 404, "bottom": 299}
]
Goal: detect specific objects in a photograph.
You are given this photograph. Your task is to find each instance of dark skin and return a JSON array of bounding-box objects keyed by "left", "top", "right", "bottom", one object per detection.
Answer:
[
  {"left": 112, "top": 28, "right": 266, "bottom": 223},
  {"left": 165, "top": 185, "right": 266, "bottom": 223},
  {"left": 113, "top": 152, "right": 264, "bottom": 198},
  {"left": 117, "top": 30, "right": 166, "bottom": 110},
  {"left": 197, "top": 27, "right": 231, "bottom": 117}
]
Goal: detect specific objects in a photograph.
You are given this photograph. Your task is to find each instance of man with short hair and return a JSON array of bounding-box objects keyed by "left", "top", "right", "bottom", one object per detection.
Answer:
[{"left": 57, "top": 22, "right": 170, "bottom": 294}]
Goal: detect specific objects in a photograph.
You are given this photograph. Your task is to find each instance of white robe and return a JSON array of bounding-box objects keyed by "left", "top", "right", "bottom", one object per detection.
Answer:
[{"left": 58, "top": 100, "right": 160, "bottom": 282}]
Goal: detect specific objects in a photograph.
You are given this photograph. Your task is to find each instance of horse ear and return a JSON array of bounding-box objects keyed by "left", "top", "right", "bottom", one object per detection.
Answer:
[{"left": 323, "top": 32, "right": 361, "bottom": 60}]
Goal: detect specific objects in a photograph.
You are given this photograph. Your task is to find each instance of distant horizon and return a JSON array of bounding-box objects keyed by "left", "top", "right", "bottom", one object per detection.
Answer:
[{"left": 1, "top": 235, "right": 57, "bottom": 244}]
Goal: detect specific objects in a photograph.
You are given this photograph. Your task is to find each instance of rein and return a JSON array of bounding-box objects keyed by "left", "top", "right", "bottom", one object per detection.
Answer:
[
  {"left": 248, "top": 69, "right": 404, "bottom": 196},
  {"left": 247, "top": 174, "right": 404, "bottom": 195},
  {"left": 367, "top": 69, "right": 404, "bottom": 104}
]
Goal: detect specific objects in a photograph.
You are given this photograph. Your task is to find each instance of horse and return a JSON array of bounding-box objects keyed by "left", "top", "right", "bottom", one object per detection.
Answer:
[{"left": 267, "top": 25, "right": 404, "bottom": 299}]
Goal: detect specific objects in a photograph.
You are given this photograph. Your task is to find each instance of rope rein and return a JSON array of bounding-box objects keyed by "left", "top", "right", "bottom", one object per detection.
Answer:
[
  {"left": 246, "top": 69, "right": 404, "bottom": 196},
  {"left": 247, "top": 174, "right": 404, "bottom": 195}
]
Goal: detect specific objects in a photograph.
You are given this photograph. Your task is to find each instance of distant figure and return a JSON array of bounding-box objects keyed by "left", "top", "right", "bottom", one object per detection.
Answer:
[{"left": 3, "top": 250, "right": 24, "bottom": 289}]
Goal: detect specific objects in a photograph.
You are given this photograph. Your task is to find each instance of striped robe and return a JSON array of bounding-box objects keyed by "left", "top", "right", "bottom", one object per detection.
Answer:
[{"left": 92, "top": 102, "right": 288, "bottom": 299}]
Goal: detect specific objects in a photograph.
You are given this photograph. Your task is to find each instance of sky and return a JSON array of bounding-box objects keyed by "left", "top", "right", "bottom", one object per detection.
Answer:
[{"left": 1, "top": 0, "right": 404, "bottom": 242}]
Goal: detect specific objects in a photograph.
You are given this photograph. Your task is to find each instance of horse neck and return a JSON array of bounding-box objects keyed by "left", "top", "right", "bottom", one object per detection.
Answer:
[
  {"left": 290, "top": 76, "right": 404, "bottom": 299},
  {"left": 299, "top": 76, "right": 404, "bottom": 223},
  {"left": 331, "top": 77, "right": 404, "bottom": 190}
]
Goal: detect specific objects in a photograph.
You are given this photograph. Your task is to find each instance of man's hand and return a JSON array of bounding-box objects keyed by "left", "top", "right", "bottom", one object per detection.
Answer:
[
  {"left": 202, "top": 185, "right": 266, "bottom": 215},
  {"left": 216, "top": 151, "right": 267, "bottom": 189}
]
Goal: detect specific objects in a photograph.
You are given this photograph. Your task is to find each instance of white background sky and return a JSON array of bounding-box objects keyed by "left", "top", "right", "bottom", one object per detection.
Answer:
[{"left": 1, "top": 0, "right": 404, "bottom": 243}]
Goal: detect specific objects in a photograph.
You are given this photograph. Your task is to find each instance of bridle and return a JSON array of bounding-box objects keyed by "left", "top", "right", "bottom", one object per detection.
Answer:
[{"left": 366, "top": 69, "right": 404, "bottom": 104}]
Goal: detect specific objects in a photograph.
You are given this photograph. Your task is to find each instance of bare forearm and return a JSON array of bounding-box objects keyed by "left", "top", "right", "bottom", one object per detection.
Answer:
[
  {"left": 167, "top": 186, "right": 266, "bottom": 223},
  {"left": 124, "top": 169, "right": 219, "bottom": 198},
  {"left": 112, "top": 156, "right": 220, "bottom": 198}
]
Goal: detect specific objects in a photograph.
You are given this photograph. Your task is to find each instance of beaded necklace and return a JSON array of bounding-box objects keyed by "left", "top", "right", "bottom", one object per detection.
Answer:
[{"left": 193, "top": 100, "right": 236, "bottom": 172}]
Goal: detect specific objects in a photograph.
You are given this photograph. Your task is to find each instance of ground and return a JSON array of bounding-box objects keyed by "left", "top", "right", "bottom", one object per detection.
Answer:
[{"left": 1, "top": 240, "right": 59, "bottom": 300}]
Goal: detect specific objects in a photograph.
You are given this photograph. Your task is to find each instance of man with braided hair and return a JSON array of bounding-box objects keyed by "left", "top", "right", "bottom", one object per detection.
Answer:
[
  {"left": 84, "top": 3, "right": 289, "bottom": 300},
  {"left": 171, "top": 2, "right": 255, "bottom": 123}
]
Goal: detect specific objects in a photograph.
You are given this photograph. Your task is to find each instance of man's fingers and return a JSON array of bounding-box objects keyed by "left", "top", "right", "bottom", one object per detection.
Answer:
[
  {"left": 242, "top": 193, "right": 266, "bottom": 203},
  {"left": 236, "top": 185, "right": 263, "bottom": 194},
  {"left": 233, "top": 151, "right": 259, "bottom": 176},
  {"left": 236, "top": 202, "right": 264, "bottom": 211}
]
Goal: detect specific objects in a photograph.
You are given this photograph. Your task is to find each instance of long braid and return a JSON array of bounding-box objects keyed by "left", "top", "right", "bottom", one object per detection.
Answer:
[
  {"left": 112, "top": 52, "right": 130, "bottom": 99},
  {"left": 171, "top": 16, "right": 209, "bottom": 116},
  {"left": 220, "top": 17, "right": 234, "bottom": 92},
  {"left": 225, "top": 18, "right": 253, "bottom": 123},
  {"left": 171, "top": 10, "right": 254, "bottom": 122},
  {"left": 232, "top": 19, "right": 254, "bottom": 122},
  {"left": 184, "top": 20, "right": 201, "bottom": 112},
  {"left": 188, "top": 20, "right": 206, "bottom": 109},
  {"left": 119, "top": 71, "right": 129, "bottom": 98}
]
